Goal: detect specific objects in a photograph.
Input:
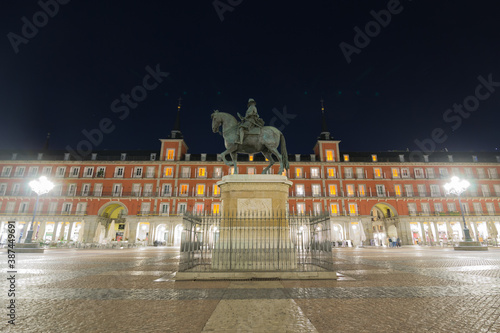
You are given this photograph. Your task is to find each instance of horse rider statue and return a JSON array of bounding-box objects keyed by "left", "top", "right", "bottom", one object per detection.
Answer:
[{"left": 236, "top": 98, "right": 265, "bottom": 144}]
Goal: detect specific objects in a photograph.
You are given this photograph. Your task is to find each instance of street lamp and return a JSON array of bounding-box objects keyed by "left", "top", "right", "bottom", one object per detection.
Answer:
[
  {"left": 444, "top": 177, "right": 472, "bottom": 242},
  {"left": 25, "top": 176, "right": 54, "bottom": 243}
]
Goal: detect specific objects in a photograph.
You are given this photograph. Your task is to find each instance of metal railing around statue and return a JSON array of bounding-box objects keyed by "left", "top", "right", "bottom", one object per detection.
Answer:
[{"left": 179, "top": 212, "right": 334, "bottom": 272}]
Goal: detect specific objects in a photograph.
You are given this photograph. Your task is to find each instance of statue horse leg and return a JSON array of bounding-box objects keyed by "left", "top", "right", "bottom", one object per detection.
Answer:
[
  {"left": 229, "top": 151, "right": 238, "bottom": 174},
  {"left": 262, "top": 150, "right": 275, "bottom": 174},
  {"left": 267, "top": 147, "right": 284, "bottom": 174}
]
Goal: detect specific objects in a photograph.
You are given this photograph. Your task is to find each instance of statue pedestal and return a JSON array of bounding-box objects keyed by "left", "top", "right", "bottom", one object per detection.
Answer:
[{"left": 212, "top": 175, "right": 295, "bottom": 270}]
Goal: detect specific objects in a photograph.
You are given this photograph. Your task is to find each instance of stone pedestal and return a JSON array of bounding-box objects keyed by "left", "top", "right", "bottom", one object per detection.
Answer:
[
  {"left": 454, "top": 241, "right": 488, "bottom": 251},
  {"left": 213, "top": 175, "right": 295, "bottom": 270}
]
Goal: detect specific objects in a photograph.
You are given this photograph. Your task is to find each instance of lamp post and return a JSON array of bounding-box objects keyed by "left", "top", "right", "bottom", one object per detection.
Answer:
[
  {"left": 25, "top": 176, "right": 54, "bottom": 243},
  {"left": 444, "top": 177, "right": 472, "bottom": 242}
]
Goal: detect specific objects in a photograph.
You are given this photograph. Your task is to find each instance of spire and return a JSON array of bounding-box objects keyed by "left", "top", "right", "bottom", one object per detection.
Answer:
[
  {"left": 170, "top": 97, "right": 183, "bottom": 139},
  {"left": 43, "top": 133, "right": 50, "bottom": 151},
  {"left": 319, "top": 99, "right": 332, "bottom": 140}
]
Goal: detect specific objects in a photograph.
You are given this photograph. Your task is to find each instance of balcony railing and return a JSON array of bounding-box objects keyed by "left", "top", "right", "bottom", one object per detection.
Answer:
[{"left": 0, "top": 210, "right": 87, "bottom": 216}]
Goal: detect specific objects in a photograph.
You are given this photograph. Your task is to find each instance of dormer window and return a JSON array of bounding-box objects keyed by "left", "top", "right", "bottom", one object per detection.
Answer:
[
  {"left": 371, "top": 154, "right": 377, "bottom": 162},
  {"left": 343, "top": 154, "right": 350, "bottom": 162}
]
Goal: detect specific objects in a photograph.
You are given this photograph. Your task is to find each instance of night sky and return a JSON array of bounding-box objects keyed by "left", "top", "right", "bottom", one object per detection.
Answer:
[{"left": 1, "top": 0, "right": 499, "bottom": 156}]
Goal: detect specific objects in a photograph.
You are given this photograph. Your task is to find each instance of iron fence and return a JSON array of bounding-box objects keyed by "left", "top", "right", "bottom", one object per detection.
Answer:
[{"left": 179, "top": 212, "right": 334, "bottom": 272}]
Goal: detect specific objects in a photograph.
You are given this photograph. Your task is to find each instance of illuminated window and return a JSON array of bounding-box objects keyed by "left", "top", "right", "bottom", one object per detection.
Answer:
[
  {"left": 312, "top": 184, "right": 321, "bottom": 197},
  {"left": 343, "top": 154, "right": 349, "bottom": 162},
  {"left": 214, "top": 167, "right": 222, "bottom": 178},
  {"left": 330, "top": 203, "right": 339, "bottom": 215},
  {"left": 230, "top": 167, "right": 236, "bottom": 175},
  {"left": 164, "top": 167, "right": 173, "bottom": 177},
  {"left": 247, "top": 167, "right": 256, "bottom": 175},
  {"left": 371, "top": 155, "right": 377, "bottom": 162},
  {"left": 166, "top": 149, "right": 175, "bottom": 160},
  {"left": 329, "top": 184, "right": 337, "bottom": 196},
  {"left": 212, "top": 203, "right": 220, "bottom": 214},
  {"left": 392, "top": 168, "right": 399, "bottom": 178},
  {"left": 296, "top": 184, "right": 305, "bottom": 197},
  {"left": 349, "top": 203, "right": 358, "bottom": 216},
  {"left": 180, "top": 184, "right": 188, "bottom": 196},
  {"left": 374, "top": 168, "right": 382, "bottom": 178},
  {"left": 327, "top": 168, "right": 336, "bottom": 178},
  {"left": 296, "top": 168, "right": 303, "bottom": 178},
  {"left": 281, "top": 169, "right": 287, "bottom": 176},
  {"left": 196, "top": 184, "right": 205, "bottom": 196},
  {"left": 194, "top": 203, "right": 204, "bottom": 214},
  {"left": 213, "top": 184, "right": 220, "bottom": 196},
  {"left": 198, "top": 167, "right": 206, "bottom": 177},
  {"left": 358, "top": 184, "right": 366, "bottom": 197},
  {"left": 326, "top": 150, "right": 334, "bottom": 161},
  {"left": 310, "top": 168, "right": 320, "bottom": 178},
  {"left": 395, "top": 185, "right": 402, "bottom": 197},
  {"left": 249, "top": 155, "right": 254, "bottom": 161},
  {"left": 346, "top": 184, "right": 355, "bottom": 197},
  {"left": 297, "top": 203, "right": 305, "bottom": 214}
]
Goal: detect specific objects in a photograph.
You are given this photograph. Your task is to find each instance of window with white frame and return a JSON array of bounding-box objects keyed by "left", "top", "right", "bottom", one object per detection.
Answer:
[
  {"left": 295, "top": 167, "right": 303, "bottom": 178},
  {"left": 477, "top": 168, "right": 486, "bottom": 179},
  {"left": 344, "top": 167, "right": 353, "bottom": 179},
  {"left": 1, "top": 166, "right": 12, "bottom": 177},
  {"left": 486, "top": 202, "right": 495, "bottom": 215},
  {"left": 213, "top": 184, "right": 220, "bottom": 196},
  {"left": 434, "top": 203, "right": 443, "bottom": 214},
  {"left": 330, "top": 203, "right": 339, "bottom": 215},
  {"left": 134, "top": 167, "right": 143, "bottom": 178},
  {"left": 166, "top": 149, "right": 175, "bottom": 160},
  {"left": 48, "top": 202, "right": 58, "bottom": 214},
  {"left": 461, "top": 202, "right": 470, "bottom": 214},
  {"left": 447, "top": 202, "right": 456, "bottom": 212},
  {"left": 452, "top": 168, "right": 460, "bottom": 176},
  {"left": 83, "top": 167, "right": 93, "bottom": 177},
  {"left": 414, "top": 168, "right": 424, "bottom": 178},
  {"left": 28, "top": 166, "right": 38, "bottom": 177},
  {"left": 376, "top": 185, "right": 385, "bottom": 197},
  {"left": 417, "top": 184, "right": 426, "bottom": 197},
  {"left": 94, "top": 184, "right": 103, "bottom": 197},
  {"left": 311, "top": 184, "right": 321, "bottom": 197},
  {"left": 162, "top": 184, "right": 172, "bottom": 196},
  {"left": 181, "top": 167, "right": 190, "bottom": 178},
  {"left": 296, "top": 202, "right": 306, "bottom": 215},
  {"left": 62, "top": 203, "right": 72, "bottom": 214},
  {"left": 163, "top": 167, "right": 173, "bottom": 177},
  {"left": 358, "top": 184, "right": 366, "bottom": 197},
  {"left": 214, "top": 167, "right": 222, "bottom": 178},
  {"left": 327, "top": 168, "right": 336, "bottom": 178},
  {"left": 160, "top": 203, "right": 170, "bottom": 216},
  {"left": 313, "top": 202, "right": 322, "bottom": 215},
  {"left": 131, "top": 184, "right": 141, "bottom": 197},
  {"left": 473, "top": 202, "right": 482, "bottom": 214},
  {"left": 391, "top": 168, "right": 400, "bottom": 178},
  {"left": 96, "top": 166, "right": 106, "bottom": 178},
  {"left": 179, "top": 184, "right": 189, "bottom": 196},
  {"left": 70, "top": 167, "right": 80, "bottom": 177},
  {"left": 373, "top": 167, "right": 382, "bottom": 179},
  {"left": 430, "top": 185, "right": 440, "bottom": 197},
  {"left": 0, "top": 184, "right": 6, "bottom": 195},
  {"left": 67, "top": 184, "right": 77, "bottom": 196},
  {"left": 18, "top": 202, "right": 29, "bottom": 213},
  {"left": 143, "top": 184, "right": 153, "bottom": 196},
  {"left": 146, "top": 166, "right": 155, "bottom": 178},
  {"left": 212, "top": 203, "right": 221, "bottom": 215},
  {"left": 426, "top": 168, "right": 435, "bottom": 179},
  {"left": 481, "top": 184, "right": 490, "bottom": 197},
  {"left": 112, "top": 184, "right": 123, "bottom": 197},
  {"left": 310, "top": 167, "right": 320, "bottom": 178},
  {"left": 6, "top": 202, "right": 15, "bottom": 213},
  {"left": 494, "top": 184, "right": 500, "bottom": 196},
  {"left": 114, "top": 167, "right": 124, "bottom": 177},
  {"left": 399, "top": 154, "right": 405, "bottom": 162},
  {"left": 328, "top": 184, "right": 337, "bottom": 196},
  {"left": 76, "top": 202, "right": 87, "bottom": 215},
  {"left": 401, "top": 168, "right": 410, "bottom": 178},
  {"left": 408, "top": 203, "right": 417, "bottom": 215},
  {"left": 346, "top": 184, "right": 355, "bottom": 197},
  {"left": 421, "top": 203, "right": 430, "bottom": 215},
  {"left": 196, "top": 184, "right": 205, "bottom": 196},
  {"left": 197, "top": 167, "right": 207, "bottom": 178},
  {"left": 371, "top": 154, "right": 377, "bottom": 162},
  {"left": 464, "top": 168, "right": 473, "bottom": 178},
  {"left": 439, "top": 168, "right": 450, "bottom": 178},
  {"left": 356, "top": 167, "right": 364, "bottom": 179},
  {"left": 140, "top": 202, "right": 151, "bottom": 214},
  {"left": 14, "top": 166, "right": 25, "bottom": 177},
  {"left": 394, "top": 184, "right": 402, "bottom": 197},
  {"left": 247, "top": 167, "right": 256, "bottom": 175},
  {"left": 192, "top": 203, "right": 203, "bottom": 214},
  {"left": 348, "top": 203, "right": 358, "bottom": 216},
  {"left": 488, "top": 168, "right": 498, "bottom": 179},
  {"left": 295, "top": 184, "right": 305, "bottom": 197},
  {"left": 52, "top": 184, "right": 62, "bottom": 196},
  {"left": 81, "top": 184, "right": 90, "bottom": 196}
]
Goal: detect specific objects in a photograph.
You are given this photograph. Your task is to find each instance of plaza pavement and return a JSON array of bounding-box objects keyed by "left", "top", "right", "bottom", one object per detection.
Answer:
[{"left": 1, "top": 246, "right": 499, "bottom": 332}]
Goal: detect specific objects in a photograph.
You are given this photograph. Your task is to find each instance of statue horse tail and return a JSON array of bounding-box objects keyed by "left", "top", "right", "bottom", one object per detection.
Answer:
[{"left": 280, "top": 133, "right": 290, "bottom": 171}]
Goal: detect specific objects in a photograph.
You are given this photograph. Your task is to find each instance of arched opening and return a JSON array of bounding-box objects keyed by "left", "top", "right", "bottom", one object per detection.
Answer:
[
  {"left": 136, "top": 222, "right": 150, "bottom": 242},
  {"left": 155, "top": 224, "right": 169, "bottom": 245},
  {"left": 98, "top": 202, "right": 128, "bottom": 242},
  {"left": 174, "top": 224, "right": 183, "bottom": 246},
  {"left": 387, "top": 225, "right": 398, "bottom": 239},
  {"left": 332, "top": 224, "right": 343, "bottom": 246}
]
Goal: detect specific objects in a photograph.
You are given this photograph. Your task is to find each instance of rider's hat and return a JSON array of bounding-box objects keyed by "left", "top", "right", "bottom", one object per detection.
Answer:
[{"left": 247, "top": 98, "right": 256, "bottom": 106}]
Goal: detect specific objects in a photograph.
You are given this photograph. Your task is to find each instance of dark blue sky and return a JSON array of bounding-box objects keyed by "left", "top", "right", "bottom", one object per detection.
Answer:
[{"left": 1, "top": 0, "right": 499, "bottom": 155}]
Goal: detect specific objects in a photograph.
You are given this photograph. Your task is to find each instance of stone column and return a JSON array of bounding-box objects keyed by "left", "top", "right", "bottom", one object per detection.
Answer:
[
  {"left": 127, "top": 218, "right": 139, "bottom": 244},
  {"left": 21, "top": 222, "right": 30, "bottom": 243},
  {"left": 82, "top": 217, "right": 99, "bottom": 243},
  {"left": 446, "top": 221, "right": 454, "bottom": 241},
  {"left": 67, "top": 221, "right": 75, "bottom": 242},
  {"left": 36, "top": 221, "right": 47, "bottom": 241},
  {"left": 56, "top": 222, "right": 66, "bottom": 241},
  {"left": 148, "top": 223, "right": 155, "bottom": 245},
  {"left": 419, "top": 222, "right": 426, "bottom": 245}
]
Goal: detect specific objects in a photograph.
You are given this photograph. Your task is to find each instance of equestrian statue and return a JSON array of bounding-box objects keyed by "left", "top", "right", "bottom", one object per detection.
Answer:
[{"left": 211, "top": 98, "right": 289, "bottom": 174}]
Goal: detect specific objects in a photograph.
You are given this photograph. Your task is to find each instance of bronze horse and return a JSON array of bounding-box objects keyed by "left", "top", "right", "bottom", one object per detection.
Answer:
[{"left": 211, "top": 111, "right": 289, "bottom": 174}]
